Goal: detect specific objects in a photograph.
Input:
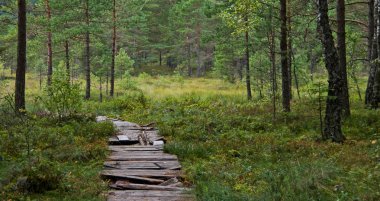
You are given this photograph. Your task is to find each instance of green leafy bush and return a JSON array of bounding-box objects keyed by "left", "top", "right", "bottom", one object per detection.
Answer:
[
  {"left": 20, "top": 161, "right": 63, "bottom": 193},
  {"left": 41, "top": 65, "right": 82, "bottom": 120}
]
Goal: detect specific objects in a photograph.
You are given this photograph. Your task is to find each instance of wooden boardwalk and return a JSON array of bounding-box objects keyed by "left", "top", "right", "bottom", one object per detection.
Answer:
[{"left": 97, "top": 117, "right": 194, "bottom": 201}]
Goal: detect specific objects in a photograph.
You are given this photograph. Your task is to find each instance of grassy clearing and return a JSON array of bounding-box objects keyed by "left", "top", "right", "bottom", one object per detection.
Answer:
[
  {"left": 1, "top": 72, "right": 380, "bottom": 200},
  {"left": 90, "top": 75, "right": 378, "bottom": 200}
]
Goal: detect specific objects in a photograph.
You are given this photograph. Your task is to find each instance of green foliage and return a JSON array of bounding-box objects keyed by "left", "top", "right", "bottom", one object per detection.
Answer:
[
  {"left": 116, "top": 48, "right": 135, "bottom": 78},
  {"left": 41, "top": 64, "right": 82, "bottom": 119},
  {"left": 21, "top": 160, "right": 63, "bottom": 194},
  {"left": 100, "top": 84, "right": 380, "bottom": 201}
]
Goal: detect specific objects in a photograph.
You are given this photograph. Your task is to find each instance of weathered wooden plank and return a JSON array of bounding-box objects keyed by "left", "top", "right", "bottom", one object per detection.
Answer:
[
  {"left": 109, "top": 137, "right": 119, "bottom": 143},
  {"left": 113, "top": 181, "right": 188, "bottom": 191},
  {"left": 109, "top": 176, "right": 165, "bottom": 184},
  {"left": 108, "top": 146, "right": 163, "bottom": 151},
  {"left": 104, "top": 161, "right": 181, "bottom": 170},
  {"left": 101, "top": 169, "right": 181, "bottom": 179},
  {"left": 108, "top": 196, "right": 193, "bottom": 201},
  {"left": 104, "top": 163, "right": 161, "bottom": 170},
  {"left": 117, "top": 135, "right": 130, "bottom": 141},
  {"left": 110, "top": 151, "right": 166, "bottom": 156},
  {"left": 109, "top": 151, "right": 173, "bottom": 156},
  {"left": 108, "top": 190, "right": 193, "bottom": 197},
  {"left": 108, "top": 154, "right": 178, "bottom": 161},
  {"left": 113, "top": 121, "right": 140, "bottom": 128}
]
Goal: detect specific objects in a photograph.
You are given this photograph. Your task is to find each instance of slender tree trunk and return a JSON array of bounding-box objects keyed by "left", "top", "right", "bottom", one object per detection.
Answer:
[
  {"left": 39, "top": 67, "right": 42, "bottom": 90},
  {"left": 45, "top": 0, "right": 53, "bottom": 86},
  {"left": 15, "top": 0, "right": 27, "bottom": 112},
  {"left": 292, "top": 50, "right": 301, "bottom": 99},
  {"left": 65, "top": 40, "right": 70, "bottom": 81},
  {"left": 187, "top": 42, "right": 192, "bottom": 77},
  {"left": 287, "top": 0, "right": 292, "bottom": 100},
  {"left": 317, "top": 0, "right": 345, "bottom": 143},
  {"left": 245, "top": 16, "right": 252, "bottom": 100},
  {"left": 99, "top": 76, "right": 103, "bottom": 103},
  {"left": 110, "top": 0, "right": 116, "bottom": 97},
  {"left": 268, "top": 6, "right": 276, "bottom": 121},
  {"left": 366, "top": 0, "right": 378, "bottom": 105},
  {"left": 85, "top": 0, "right": 91, "bottom": 99},
  {"left": 196, "top": 25, "right": 202, "bottom": 77},
  {"left": 281, "top": 0, "right": 290, "bottom": 111},
  {"left": 337, "top": 0, "right": 350, "bottom": 116},
  {"left": 159, "top": 50, "right": 162, "bottom": 66},
  {"left": 309, "top": 48, "right": 315, "bottom": 81},
  {"left": 106, "top": 70, "right": 109, "bottom": 96}
]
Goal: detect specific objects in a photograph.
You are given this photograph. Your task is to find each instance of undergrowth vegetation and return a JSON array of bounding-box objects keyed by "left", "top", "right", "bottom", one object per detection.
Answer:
[
  {"left": 88, "top": 76, "right": 379, "bottom": 201},
  {"left": 0, "top": 72, "right": 116, "bottom": 200},
  {"left": 1, "top": 73, "right": 379, "bottom": 200}
]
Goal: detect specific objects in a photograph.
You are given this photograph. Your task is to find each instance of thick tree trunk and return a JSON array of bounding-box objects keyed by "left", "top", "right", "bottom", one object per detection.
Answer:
[
  {"left": 371, "top": 0, "right": 380, "bottom": 108},
  {"left": 366, "top": 0, "right": 378, "bottom": 105},
  {"left": 245, "top": 20, "right": 252, "bottom": 100},
  {"left": 317, "top": 0, "right": 345, "bottom": 143},
  {"left": 281, "top": 0, "right": 290, "bottom": 111},
  {"left": 65, "top": 40, "right": 70, "bottom": 80},
  {"left": 110, "top": 0, "right": 116, "bottom": 97},
  {"left": 45, "top": 0, "right": 53, "bottom": 86},
  {"left": 337, "top": 0, "right": 350, "bottom": 116},
  {"left": 15, "top": 0, "right": 27, "bottom": 111},
  {"left": 85, "top": 0, "right": 91, "bottom": 99}
]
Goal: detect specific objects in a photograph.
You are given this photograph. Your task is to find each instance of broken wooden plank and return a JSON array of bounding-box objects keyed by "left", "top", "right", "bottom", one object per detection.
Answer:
[
  {"left": 113, "top": 176, "right": 164, "bottom": 184},
  {"left": 101, "top": 169, "right": 181, "bottom": 179},
  {"left": 116, "top": 135, "right": 130, "bottom": 141},
  {"left": 104, "top": 161, "right": 181, "bottom": 170},
  {"left": 104, "top": 163, "right": 161, "bottom": 170},
  {"left": 159, "top": 178, "right": 179, "bottom": 186},
  {"left": 113, "top": 181, "right": 188, "bottom": 191}
]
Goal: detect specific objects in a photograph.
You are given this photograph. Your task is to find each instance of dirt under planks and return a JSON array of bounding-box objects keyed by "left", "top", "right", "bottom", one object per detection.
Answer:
[{"left": 97, "top": 117, "right": 193, "bottom": 201}]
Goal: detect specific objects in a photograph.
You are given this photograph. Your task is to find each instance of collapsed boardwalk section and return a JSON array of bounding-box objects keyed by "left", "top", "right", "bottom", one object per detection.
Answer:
[{"left": 97, "top": 117, "right": 193, "bottom": 201}]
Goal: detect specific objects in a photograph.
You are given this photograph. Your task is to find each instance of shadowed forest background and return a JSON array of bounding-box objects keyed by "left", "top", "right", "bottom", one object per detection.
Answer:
[{"left": 0, "top": 0, "right": 380, "bottom": 200}]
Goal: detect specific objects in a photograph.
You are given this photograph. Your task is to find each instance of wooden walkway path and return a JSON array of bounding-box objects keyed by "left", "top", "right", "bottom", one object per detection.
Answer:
[{"left": 97, "top": 117, "right": 194, "bottom": 201}]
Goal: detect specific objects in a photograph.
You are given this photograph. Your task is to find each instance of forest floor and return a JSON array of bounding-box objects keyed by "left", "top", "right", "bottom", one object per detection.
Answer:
[{"left": 0, "top": 70, "right": 380, "bottom": 200}]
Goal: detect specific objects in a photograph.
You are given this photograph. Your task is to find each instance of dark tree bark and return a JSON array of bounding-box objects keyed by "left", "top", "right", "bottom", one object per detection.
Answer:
[
  {"left": 85, "top": 0, "right": 91, "bottom": 99},
  {"left": 244, "top": 16, "right": 252, "bottom": 101},
  {"left": 65, "top": 40, "right": 70, "bottom": 80},
  {"left": 110, "top": 0, "right": 116, "bottom": 97},
  {"left": 187, "top": 42, "right": 192, "bottom": 77},
  {"left": 371, "top": 0, "right": 380, "bottom": 108},
  {"left": 317, "top": 0, "right": 346, "bottom": 143},
  {"left": 366, "top": 0, "right": 378, "bottom": 105},
  {"left": 99, "top": 76, "right": 103, "bottom": 103},
  {"left": 268, "top": 5, "right": 276, "bottom": 121},
  {"left": 159, "top": 50, "right": 162, "bottom": 66},
  {"left": 287, "top": 0, "right": 292, "bottom": 100},
  {"left": 337, "top": 0, "right": 350, "bottom": 116},
  {"left": 281, "top": 0, "right": 290, "bottom": 111},
  {"left": 45, "top": 0, "right": 53, "bottom": 86},
  {"left": 15, "top": 0, "right": 27, "bottom": 111}
]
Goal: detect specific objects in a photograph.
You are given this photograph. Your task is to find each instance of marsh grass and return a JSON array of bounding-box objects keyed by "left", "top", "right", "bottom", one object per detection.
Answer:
[{"left": 1, "top": 71, "right": 379, "bottom": 200}]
